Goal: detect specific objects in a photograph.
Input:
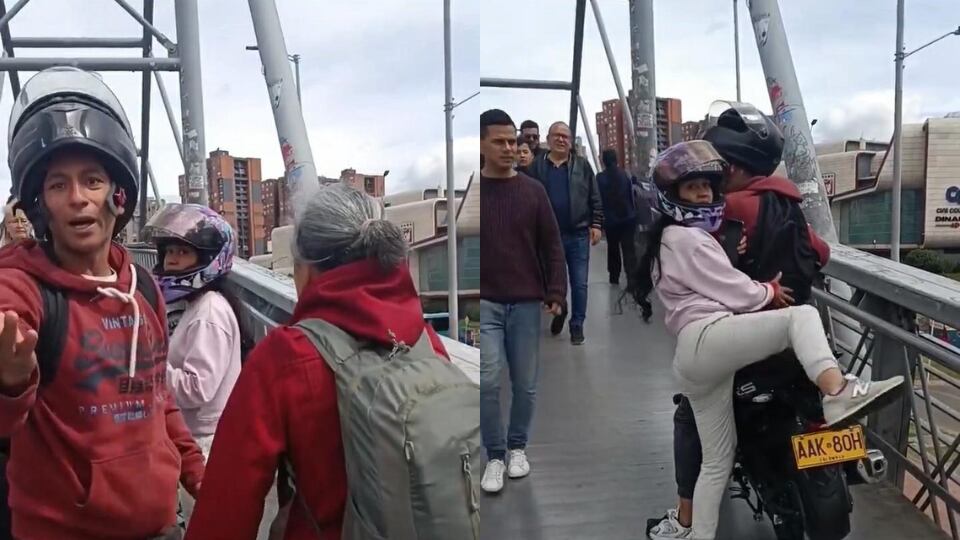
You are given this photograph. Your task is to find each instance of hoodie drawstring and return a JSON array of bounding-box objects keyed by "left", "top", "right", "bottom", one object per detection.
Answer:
[{"left": 96, "top": 264, "right": 141, "bottom": 377}]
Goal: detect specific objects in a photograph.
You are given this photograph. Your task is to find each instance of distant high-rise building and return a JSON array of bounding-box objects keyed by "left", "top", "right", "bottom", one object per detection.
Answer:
[
  {"left": 596, "top": 98, "right": 634, "bottom": 170},
  {"left": 340, "top": 168, "right": 385, "bottom": 198},
  {"left": 180, "top": 149, "right": 266, "bottom": 258},
  {"left": 656, "top": 97, "right": 683, "bottom": 152},
  {"left": 261, "top": 176, "right": 292, "bottom": 246},
  {"left": 599, "top": 95, "right": 683, "bottom": 168},
  {"left": 682, "top": 120, "right": 706, "bottom": 141}
]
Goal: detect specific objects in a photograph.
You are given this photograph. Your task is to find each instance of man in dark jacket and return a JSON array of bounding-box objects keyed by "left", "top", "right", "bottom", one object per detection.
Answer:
[
  {"left": 647, "top": 103, "right": 830, "bottom": 539},
  {"left": 597, "top": 148, "right": 638, "bottom": 284},
  {"left": 530, "top": 121, "right": 603, "bottom": 345}
]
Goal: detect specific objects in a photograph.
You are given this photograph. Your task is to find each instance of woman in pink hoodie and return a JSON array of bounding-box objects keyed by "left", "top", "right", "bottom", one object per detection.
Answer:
[
  {"left": 626, "top": 140, "right": 904, "bottom": 540},
  {"left": 144, "top": 203, "right": 251, "bottom": 459}
]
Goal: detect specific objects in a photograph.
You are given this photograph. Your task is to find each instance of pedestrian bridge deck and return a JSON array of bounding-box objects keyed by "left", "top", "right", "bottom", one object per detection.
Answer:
[{"left": 482, "top": 243, "right": 948, "bottom": 540}]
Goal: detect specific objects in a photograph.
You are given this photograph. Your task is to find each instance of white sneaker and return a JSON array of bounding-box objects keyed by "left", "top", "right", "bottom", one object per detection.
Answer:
[
  {"left": 508, "top": 449, "right": 531, "bottom": 479},
  {"left": 481, "top": 459, "right": 506, "bottom": 493},
  {"left": 648, "top": 508, "right": 692, "bottom": 539},
  {"left": 823, "top": 374, "right": 905, "bottom": 427}
]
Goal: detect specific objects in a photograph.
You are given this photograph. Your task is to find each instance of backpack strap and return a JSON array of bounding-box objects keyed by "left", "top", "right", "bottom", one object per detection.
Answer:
[
  {"left": 132, "top": 262, "right": 160, "bottom": 315},
  {"left": 294, "top": 318, "right": 364, "bottom": 372},
  {"left": 35, "top": 282, "right": 68, "bottom": 387}
]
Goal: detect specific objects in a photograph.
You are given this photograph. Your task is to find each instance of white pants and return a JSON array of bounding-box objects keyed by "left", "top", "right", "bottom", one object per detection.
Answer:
[
  {"left": 195, "top": 434, "right": 214, "bottom": 461},
  {"left": 673, "top": 305, "right": 838, "bottom": 540}
]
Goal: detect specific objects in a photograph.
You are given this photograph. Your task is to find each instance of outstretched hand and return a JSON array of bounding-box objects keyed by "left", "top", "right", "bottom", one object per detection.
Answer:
[
  {"left": 0, "top": 311, "right": 37, "bottom": 389},
  {"left": 769, "top": 272, "right": 795, "bottom": 308}
]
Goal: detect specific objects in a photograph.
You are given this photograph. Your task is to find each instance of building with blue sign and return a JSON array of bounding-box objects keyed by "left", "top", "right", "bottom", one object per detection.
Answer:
[{"left": 806, "top": 114, "right": 960, "bottom": 256}]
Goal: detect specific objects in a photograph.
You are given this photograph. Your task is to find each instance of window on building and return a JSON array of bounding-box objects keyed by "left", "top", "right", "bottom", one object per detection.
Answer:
[
  {"left": 418, "top": 236, "right": 481, "bottom": 292},
  {"left": 364, "top": 176, "right": 376, "bottom": 195},
  {"left": 844, "top": 189, "right": 922, "bottom": 245},
  {"left": 222, "top": 180, "right": 235, "bottom": 202}
]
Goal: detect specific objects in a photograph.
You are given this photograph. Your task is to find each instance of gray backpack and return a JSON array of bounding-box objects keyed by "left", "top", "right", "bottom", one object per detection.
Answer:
[{"left": 293, "top": 318, "right": 481, "bottom": 540}]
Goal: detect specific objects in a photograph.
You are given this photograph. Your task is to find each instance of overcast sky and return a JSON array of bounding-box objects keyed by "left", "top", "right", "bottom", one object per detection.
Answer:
[
  {"left": 479, "top": 0, "right": 960, "bottom": 165},
  {"left": 0, "top": 0, "right": 481, "bottom": 201}
]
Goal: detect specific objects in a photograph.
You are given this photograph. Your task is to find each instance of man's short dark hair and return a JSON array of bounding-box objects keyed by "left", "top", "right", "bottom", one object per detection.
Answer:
[
  {"left": 520, "top": 119, "right": 539, "bottom": 132},
  {"left": 481, "top": 109, "right": 516, "bottom": 139}
]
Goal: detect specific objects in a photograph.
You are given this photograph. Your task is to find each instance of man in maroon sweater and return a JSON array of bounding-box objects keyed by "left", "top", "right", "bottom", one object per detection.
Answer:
[{"left": 480, "top": 109, "right": 567, "bottom": 494}]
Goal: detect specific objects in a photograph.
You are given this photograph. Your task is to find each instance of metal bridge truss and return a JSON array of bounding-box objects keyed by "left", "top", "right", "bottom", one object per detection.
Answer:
[{"left": 818, "top": 244, "right": 960, "bottom": 539}]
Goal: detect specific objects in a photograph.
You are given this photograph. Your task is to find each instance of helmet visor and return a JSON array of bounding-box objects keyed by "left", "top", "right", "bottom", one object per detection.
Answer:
[
  {"left": 705, "top": 100, "right": 770, "bottom": 133},
  {"left": 142, "top": 203, "right": 210, "bottom": 245}
]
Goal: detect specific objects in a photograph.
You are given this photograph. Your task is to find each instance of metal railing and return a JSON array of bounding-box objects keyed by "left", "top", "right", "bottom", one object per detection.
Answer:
[
  {"left": 128, "top": 248, "right": 480, "bottom": 383},
  {"left": 817, "top": 243, "right": 960, "bottom": 538},
  {"left": 132, "top": 243, "right": 960, "bottom": 533}
]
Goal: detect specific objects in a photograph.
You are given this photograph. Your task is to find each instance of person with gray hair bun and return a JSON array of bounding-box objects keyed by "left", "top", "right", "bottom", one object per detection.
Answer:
[
  {"left": 290, "top": 182, "right": 408, "bottom": 275},
  {"left": 187, "top": 182, "right": 481, "bottom": 539}
]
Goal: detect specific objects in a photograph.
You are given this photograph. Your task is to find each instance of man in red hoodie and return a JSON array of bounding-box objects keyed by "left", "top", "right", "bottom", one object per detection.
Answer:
[
  {"left": 647, "top": 103, "right": 831, "bottom": 539},
  {"left": 185, "top": 183, "right": 454, "bottom": 539},
  {"left": 0, "top": 68, "right": 203, "bottom": 540}
]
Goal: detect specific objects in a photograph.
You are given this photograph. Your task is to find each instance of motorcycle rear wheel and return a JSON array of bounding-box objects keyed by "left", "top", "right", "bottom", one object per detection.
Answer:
[{"left": 796, "top": 464, "right": 852, "bottom": 540}]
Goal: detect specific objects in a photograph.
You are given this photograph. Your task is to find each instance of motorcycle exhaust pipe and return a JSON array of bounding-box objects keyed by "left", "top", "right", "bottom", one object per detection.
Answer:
[{"left": 855, "top": 449, "right": 887, "bottom": 484}]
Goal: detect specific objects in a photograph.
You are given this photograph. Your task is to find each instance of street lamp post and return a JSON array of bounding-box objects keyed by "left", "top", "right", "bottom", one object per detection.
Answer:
[
  {"left": 890, "top": 18, "right": 960, "bottom": 262},
  {"left": 734, "top": 0, "right": 741, "bottom": 102},
  {"left": 246, "top": 45, "right": 301, "bottom": 104}
]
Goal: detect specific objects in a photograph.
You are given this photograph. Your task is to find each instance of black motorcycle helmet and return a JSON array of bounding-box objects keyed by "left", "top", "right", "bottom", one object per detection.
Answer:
[
  {"left": 7, "top": 67, "right": 140, "bottom": 239},
  {"left": 702, "top": 101, "right": 784, "bottom": 177}
]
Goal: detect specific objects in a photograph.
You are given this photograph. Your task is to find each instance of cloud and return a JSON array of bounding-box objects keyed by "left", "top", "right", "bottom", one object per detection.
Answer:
[
  {"left": 0, "top": 0, "right": 479, "bottom": 203},
  {"left": 816, "top": 90, "right": 924, "bottom": 143},
  {"left": 480, "top": 0, "right": 959, "bottom": 165},
  {"left": 392, "top": 136, "right": 479, "bottom": 194}
]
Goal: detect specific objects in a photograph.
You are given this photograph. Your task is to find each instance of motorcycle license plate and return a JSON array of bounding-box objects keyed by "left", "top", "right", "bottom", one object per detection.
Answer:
[{"left": 791, "top": 425, "right": 867, "bottom": 470}]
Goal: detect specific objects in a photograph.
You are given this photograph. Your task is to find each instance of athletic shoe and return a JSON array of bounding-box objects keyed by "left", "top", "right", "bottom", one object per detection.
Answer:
[
  {"left": 481, "top": 459, "right": 506, "bottom": 494},
  {"left": 647, "top": 508, "right": 692, "bottom": 539},
  {"left": 823, "top": 374, "right": 905, "bottom": 427},
  {"left": 508, "top": 449, "right": 530, "bottom": 479}
]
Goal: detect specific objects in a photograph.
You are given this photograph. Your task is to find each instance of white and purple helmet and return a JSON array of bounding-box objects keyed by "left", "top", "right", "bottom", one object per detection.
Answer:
[
  {"left": 652, "top": 140, "right": 727, "bottom": 232},
  {"left": 142, "top": 203, "right": 237, "bottom": 304}
]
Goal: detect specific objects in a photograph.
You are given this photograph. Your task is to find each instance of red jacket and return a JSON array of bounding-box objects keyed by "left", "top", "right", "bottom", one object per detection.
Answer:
[
  {"left": 724, "top": 175, "right": 831, "bottom": 267},
  {"left": 0, "top": 241, "right": 204, "bottom": 540},
  {"left": 185, "top": 259, "right": 449, "bottom": 540}
]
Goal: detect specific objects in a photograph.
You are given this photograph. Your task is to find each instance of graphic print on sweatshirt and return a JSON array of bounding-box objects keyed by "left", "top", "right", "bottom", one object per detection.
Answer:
[{"left": 45, "top": 295, "right": 169, "bottom": 429}]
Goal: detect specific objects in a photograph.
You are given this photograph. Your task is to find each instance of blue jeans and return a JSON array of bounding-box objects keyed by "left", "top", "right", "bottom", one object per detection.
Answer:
[
  {"left": 480, "top": 300, "right": 541, "bottom": 461},
  {"left": 562, "top": 230, "right": 590, "bottom": 328}
]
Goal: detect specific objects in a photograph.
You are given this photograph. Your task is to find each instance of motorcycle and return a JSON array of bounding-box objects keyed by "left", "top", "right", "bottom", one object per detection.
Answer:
[{"left": 730, "top": 351, "right": 888, "bottom": 540}]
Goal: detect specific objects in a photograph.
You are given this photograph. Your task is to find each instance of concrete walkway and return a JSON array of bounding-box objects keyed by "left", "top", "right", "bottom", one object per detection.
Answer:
[{"left": 481, "top": 242, "right": 948, "bottom": 539}]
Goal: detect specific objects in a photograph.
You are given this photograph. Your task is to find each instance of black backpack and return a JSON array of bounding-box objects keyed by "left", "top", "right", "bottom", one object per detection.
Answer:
[
  {"left": 739, "top": 191, "right": 820, "bottom": 305},
  {"left": 35, "top": 263, "right": 160, "bottom": 386},
  {"left": 0, "top": 263, "right": 160, "bottom": 540}
]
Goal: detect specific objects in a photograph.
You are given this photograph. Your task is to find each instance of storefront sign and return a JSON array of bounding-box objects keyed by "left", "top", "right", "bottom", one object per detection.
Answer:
[{"left": 934, "top": 186, "right": 960, "bottom": 228}]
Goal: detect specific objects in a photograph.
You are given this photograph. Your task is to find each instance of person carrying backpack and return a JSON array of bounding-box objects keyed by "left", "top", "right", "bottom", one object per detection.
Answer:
[
  {"left": 596, "top": 148, "right": 638, "bottom": 284},
  {"left": 629, "top": 140, "right": 903, "bottom": 540},
  {"left": 185, "top": 183, "right": 480, "bottom": 540},
  {"left": 647, "top": 103, "right": 834, "bottom": 540},
  {"left": 143, "top": 203, "right": 250, "bottom": 460},
  {"left": 0, "top": 67, "right": 204, "bottom": 540}
]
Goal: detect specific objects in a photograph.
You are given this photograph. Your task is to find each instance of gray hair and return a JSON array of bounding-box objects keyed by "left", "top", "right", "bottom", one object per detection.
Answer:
[{"left": 291, "top": 183, "right": 408, "bottom": 271}]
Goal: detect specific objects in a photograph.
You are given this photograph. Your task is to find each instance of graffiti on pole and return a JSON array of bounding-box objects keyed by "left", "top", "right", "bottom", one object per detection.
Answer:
[{"left": 751, "top": 9, "right": 771, "bottom": 48}]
